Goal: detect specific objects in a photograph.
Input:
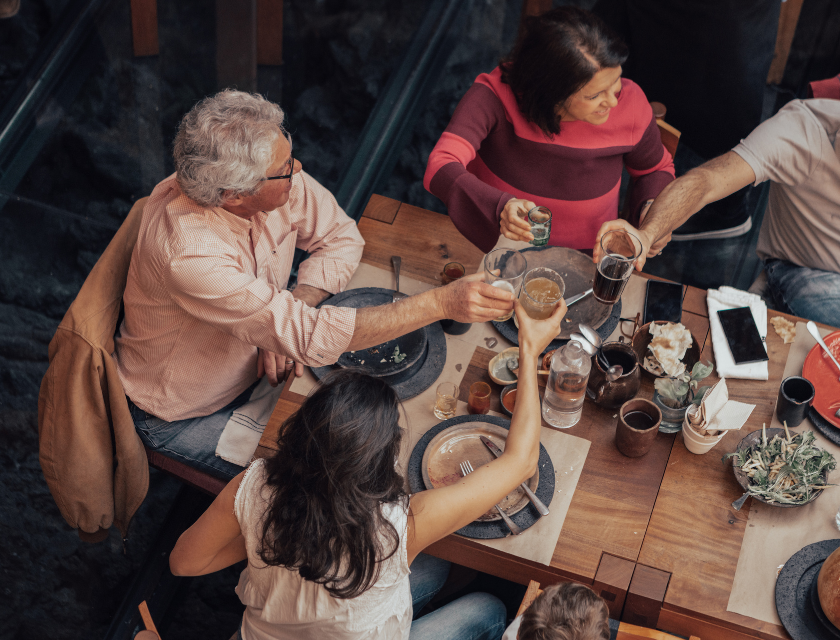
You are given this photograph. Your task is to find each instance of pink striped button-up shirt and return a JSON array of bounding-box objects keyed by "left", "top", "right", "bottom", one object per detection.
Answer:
[{"left": 115, "top": 171, "right": 363, "bottom": 421}]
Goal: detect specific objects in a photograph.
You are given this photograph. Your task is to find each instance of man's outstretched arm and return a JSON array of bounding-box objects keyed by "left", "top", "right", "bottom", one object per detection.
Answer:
[{"left": 593, "top": 151, "right": 757, "bottom": 271}]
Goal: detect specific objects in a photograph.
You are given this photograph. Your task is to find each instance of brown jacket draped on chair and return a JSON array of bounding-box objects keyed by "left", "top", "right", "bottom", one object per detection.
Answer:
[{"left": 38, "top": 198, "right": 148, "bottom": 542}]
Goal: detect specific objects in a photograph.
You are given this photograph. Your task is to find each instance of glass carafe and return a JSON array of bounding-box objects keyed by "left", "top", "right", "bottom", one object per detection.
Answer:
[{"left": 542, "top": 341, "right": 591, "bottom": 428}]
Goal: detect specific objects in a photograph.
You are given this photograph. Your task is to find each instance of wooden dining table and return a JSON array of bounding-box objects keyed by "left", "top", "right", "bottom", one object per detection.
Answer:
[{"left": 256, "top": 195, "right": 833, "bottom": 640}]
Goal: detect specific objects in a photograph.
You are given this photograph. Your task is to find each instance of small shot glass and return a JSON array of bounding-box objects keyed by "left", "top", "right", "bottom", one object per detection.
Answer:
[
  {"left": 434, "top": 382, "right": 459, "bottom": 420},
  {"left": 527, "top": 206, "right": 552, "bottom": 246},
  {"left": 467, "top": 381, "right": 492, "bottom": 415},
  {"left": 440, "top": 261, "right": 466, "bottom": 285}
]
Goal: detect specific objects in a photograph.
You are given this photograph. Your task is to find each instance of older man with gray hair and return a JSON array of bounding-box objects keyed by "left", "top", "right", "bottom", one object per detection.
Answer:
[{"left": 115, "top": 90, "right": 513, "bottom": 479}]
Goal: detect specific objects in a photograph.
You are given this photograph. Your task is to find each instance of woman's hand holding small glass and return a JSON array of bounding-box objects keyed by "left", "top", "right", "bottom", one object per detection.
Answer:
[
  {"left": 515, "top": 297, "right": 567, "bottom": 359},
  {"left": 500, "top": 197, "right": 537, "bottom": 242}
]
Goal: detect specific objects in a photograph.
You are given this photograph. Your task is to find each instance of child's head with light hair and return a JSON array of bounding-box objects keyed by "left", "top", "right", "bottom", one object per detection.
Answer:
[{"left": 518, "top": 582, "right": 610, "bottom": 640}]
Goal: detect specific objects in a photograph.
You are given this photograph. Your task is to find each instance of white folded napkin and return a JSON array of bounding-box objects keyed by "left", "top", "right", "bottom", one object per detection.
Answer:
[
  {"left": 688, "top": 378, "right": 755, "bottom": 435},
  {"left": 216, "top": 376, "right": 285, "bottom": 467},
  {"left": 707, "top": 286, "right": 768, "bottom": 380}
]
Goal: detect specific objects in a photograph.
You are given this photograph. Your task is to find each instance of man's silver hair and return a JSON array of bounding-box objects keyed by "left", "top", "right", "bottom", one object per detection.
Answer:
[{"left": 173, "top": 89, "right": 287, "bottom": 207}]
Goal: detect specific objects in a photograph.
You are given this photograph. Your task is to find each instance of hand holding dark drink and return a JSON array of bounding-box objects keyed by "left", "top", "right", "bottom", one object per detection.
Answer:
[{"left": 593, "top": 229, "right": 643, "bottom": 305}]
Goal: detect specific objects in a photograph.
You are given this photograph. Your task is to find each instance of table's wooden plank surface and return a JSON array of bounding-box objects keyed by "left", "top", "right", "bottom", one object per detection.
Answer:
[{"left": 638, "top": 311, "right": 823, "bottom": 640}]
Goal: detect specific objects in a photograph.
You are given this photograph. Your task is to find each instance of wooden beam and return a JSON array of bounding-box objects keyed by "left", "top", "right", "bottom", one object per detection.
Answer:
[
  {"left": 217, "top": 0, "right": 257, "bottom": 91},
  {"left": 767, "top": 0, "right": 804, "bottom": 84},
  {"left": 593, "top": 554, "right": 636, "bottom": 620},
  {"left": 622, "top": 565, "right": 671, "bottom": 629},
  {"left": 257, "top": 0, "right": 283, "bottom": 65},
  {"left": 130, "top": 0, "right": 159, "bottom": 57}
]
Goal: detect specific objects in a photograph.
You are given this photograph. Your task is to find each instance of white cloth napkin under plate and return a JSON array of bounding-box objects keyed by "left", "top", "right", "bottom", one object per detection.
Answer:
[
  {"left": 707, "top": 286, "right": 768, "bottom": 381},
  {"left": 216, "top": 376, "right": 284, "bottom": 467}
]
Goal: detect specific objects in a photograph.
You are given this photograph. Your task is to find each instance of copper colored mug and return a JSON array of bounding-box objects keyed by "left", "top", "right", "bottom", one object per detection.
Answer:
[{"left": 615, "top": 398, "right": 662, "bottom": 458}]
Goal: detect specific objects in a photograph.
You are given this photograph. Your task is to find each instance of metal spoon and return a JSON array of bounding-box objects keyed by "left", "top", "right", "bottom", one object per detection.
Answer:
[
  {"left": 606, "top": 365, "right": 623, "bottom": 382},
  {"left": 732, "top": 491, "right": 751, "bottom": 511},
  {"left": 576, "top": 325, "right": 610, "bottom": 369},
  {"left": 807, "top": 321, "right": 840, "bottom": 381}
]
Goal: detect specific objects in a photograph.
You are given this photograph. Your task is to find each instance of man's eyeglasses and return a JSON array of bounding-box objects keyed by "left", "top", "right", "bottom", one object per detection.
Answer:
[{"left": 262, "top": 149, "right": 295, "bottom": 181}]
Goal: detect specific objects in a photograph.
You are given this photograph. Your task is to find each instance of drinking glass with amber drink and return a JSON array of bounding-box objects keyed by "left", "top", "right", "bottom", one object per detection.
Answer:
[
  {"left": 468, "top": 381, "right": 491, "bottom": 415},
  {"left": 434, "top": 382, "right": 458, "bottom": 419},
  {"left": 440, "top": 262, "right": 465, "bottom": 285},
  {"left": 520, "top": 267, "right": 565, "bottom": 320}
]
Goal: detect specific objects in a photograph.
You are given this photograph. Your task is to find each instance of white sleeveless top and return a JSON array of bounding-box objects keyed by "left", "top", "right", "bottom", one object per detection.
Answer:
[{"left": 233, "top": 459, "right": 412, "bottom": 640}]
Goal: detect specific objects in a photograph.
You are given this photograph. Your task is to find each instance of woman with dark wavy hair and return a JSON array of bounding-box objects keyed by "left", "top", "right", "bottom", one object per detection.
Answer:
[
  {"left": 169, "top": 299, "right": 567, "bottom": 640},
  {"left": 424, "top": 6, "right": 674, "bottom": 254}
]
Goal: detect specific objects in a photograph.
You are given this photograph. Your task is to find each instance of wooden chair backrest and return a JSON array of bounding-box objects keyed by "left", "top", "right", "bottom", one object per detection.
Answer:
[
  {"left": 517, "top": 581, "right": 701, "bottom": 640},
  {"left": 649, "top": 101, "right": 681, "bottom": 160}
]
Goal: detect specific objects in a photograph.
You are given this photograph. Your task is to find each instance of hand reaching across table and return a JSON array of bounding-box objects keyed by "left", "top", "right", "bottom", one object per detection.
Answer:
[{"left": 500, "top": 197, "right": 537, "bottom": 243}]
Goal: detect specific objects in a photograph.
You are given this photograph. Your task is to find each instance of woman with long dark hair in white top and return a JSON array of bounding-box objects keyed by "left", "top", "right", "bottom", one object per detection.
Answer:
[{"left": 169, "top": 298, "right": 566, "bottom": 639}]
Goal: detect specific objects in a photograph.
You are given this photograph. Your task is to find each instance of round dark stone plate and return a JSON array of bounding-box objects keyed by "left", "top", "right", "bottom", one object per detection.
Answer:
[
  {"left": 408, "top": 414, "right": 554, "bottom": 539},
  {"left": 492, "top": 246, "right": 621, "bottom": 352},
  {"left": 809, "top": 407, "right": 840, "bottom": 448},
  {"left": 776, "top": 539, "right": 840, "bottom": 640},
  {"left": 313, "top": 287, "right": 446, "bottom": 400}
]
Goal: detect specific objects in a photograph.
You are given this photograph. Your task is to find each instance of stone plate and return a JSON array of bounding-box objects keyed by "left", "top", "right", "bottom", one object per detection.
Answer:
[
  {"left": 408, "top": 415, "right": 554, "bottom": 539},
  {"left": 731, "top": 428, "right": 828, "bottom": 508},
  {"left": 810, "top": 407, "right": 840, "bottom": 448},
  {"left": 420, "top": 422, "right": 539, "bottom": 522},
  {"left": 776, "top": 539, "right": 840, "bottom": 640},
  {"left": 312, "top": 288, "right": 446, "bottom": 400}
]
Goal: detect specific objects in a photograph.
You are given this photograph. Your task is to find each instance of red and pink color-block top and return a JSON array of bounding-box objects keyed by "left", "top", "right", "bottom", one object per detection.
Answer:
[{"left": 424, "top": 68, "right": 675, "bottom": 253}]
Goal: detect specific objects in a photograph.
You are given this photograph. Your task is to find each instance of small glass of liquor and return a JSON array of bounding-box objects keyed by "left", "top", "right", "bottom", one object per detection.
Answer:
[
  {"left": 434, "top": 382, "right": 459, "bottom": 420},
  {"left": 467, "top": 381, "right": 492, "bottom": 415},
  {"left": 483, "top": 249, "right": 527, "bottom": 322},
  {"left": 520, "top": 267, "right": 565, "bottom": 320},
  {"left": 593, "top": 229, "right": 642, "bottom": 305},
  {"left": 440, "top": 261, "right": 466, "bottom": 285},
  {"left": 527, "top": 206, "right": 552, "bottom": 246}
]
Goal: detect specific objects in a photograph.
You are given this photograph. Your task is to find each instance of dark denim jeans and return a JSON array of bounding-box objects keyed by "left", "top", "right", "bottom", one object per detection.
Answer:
[
  {"left": 128, "top": 381, "right": 259, "bottom": 481},
  {"left": 764, "top": 258, "right": 840, "bottom": 327}
]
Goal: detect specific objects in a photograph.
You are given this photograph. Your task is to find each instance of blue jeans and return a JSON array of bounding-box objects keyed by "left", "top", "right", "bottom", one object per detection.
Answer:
[
  {"left": 410, "top": 554, "right": 506, "bottom": 640},
  {"left": 128, "top": 381, "right": 259, "bottom": 481},
  {"left": 765, "top": 258, "right": 840, "bottom": 327}
]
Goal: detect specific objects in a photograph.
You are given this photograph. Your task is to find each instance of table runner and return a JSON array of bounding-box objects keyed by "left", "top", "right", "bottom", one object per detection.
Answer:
[
  {"left": 726, "top": 321, "right": 840, "bottom": 625},
  {"left": 288, "top": 262, "right": 590, "bottom": 566}
]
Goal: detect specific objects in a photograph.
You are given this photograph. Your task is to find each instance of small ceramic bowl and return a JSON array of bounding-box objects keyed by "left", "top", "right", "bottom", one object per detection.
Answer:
[
  {"left": 500, "top": 383, "right": 517, "bottom": 416},
  {"left": 488, "top": 347, "right": 520, "bottom": 386},
  {"left": 631, "top": 321, "right": 701, "bottom": 379}
]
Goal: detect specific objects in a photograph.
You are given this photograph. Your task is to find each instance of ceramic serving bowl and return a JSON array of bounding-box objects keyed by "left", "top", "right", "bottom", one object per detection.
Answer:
[
  {"left": 488, "top": 347, "right": 520, "bottom": 386},
  {"left": 631, "top": 321, "right": 701, "bottom": 379}
]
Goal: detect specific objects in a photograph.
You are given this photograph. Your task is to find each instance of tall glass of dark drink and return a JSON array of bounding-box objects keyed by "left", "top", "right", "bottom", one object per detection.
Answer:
[{"left": 593, "top": 230, "right": 642, "bottom": 305}]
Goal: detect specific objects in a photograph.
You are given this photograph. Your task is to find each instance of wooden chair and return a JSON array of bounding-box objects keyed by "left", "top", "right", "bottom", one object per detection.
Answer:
[
  {"left": 517, "top": 581, "right": 701, "bottom": 640},
  {"left": 137, "top": 601, "right": 162, "bottom": 639},
  {"left": 649, "top": 102, "right": 681, "bottom": 161}
]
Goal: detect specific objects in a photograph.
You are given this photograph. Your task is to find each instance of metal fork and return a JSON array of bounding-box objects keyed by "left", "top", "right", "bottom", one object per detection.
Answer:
[{"left": 459, "top": 461, "right": 523, "bottom": 536}]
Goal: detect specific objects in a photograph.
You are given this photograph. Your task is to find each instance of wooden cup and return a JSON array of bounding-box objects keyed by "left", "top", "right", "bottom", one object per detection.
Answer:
[{"left": 615, "top": 398, "right": 662, "bottom": 458}]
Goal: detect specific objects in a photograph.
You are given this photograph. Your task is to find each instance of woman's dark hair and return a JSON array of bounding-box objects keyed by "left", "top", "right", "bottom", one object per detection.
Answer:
[
  {"left": 518, "top": 582, "right": 610, "bottom": 640},
  {"left": 257, "top": 369, "right": 405, "bottom": 599},
  {"left": 500, "top": 7, "right": 628, "bottom": 137}
]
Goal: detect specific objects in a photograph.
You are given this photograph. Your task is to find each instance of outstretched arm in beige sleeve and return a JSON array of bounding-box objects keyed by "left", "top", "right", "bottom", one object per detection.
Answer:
[{"left": 593, "top": 151, "right": 757, "bottom": 271}]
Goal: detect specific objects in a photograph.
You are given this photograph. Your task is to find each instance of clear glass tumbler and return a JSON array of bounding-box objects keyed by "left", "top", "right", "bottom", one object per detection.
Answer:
[
  {"left": 467, "top": 381, "right": 492, "bottom": 415},
  {"left": 527, "top": 206, "right": 552, "bottom": 247},
  {"left": 434, "top": 382, "right": 458, "bottom": 420},
  {"left": 593, "top": 229, "right": 642, "bottom": 305},
  {"left": 483, "top": 248, "right": 527, "bottom": 322},
  {"left": 520, "top": 267, "right": 565, "bottom": 320}
]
